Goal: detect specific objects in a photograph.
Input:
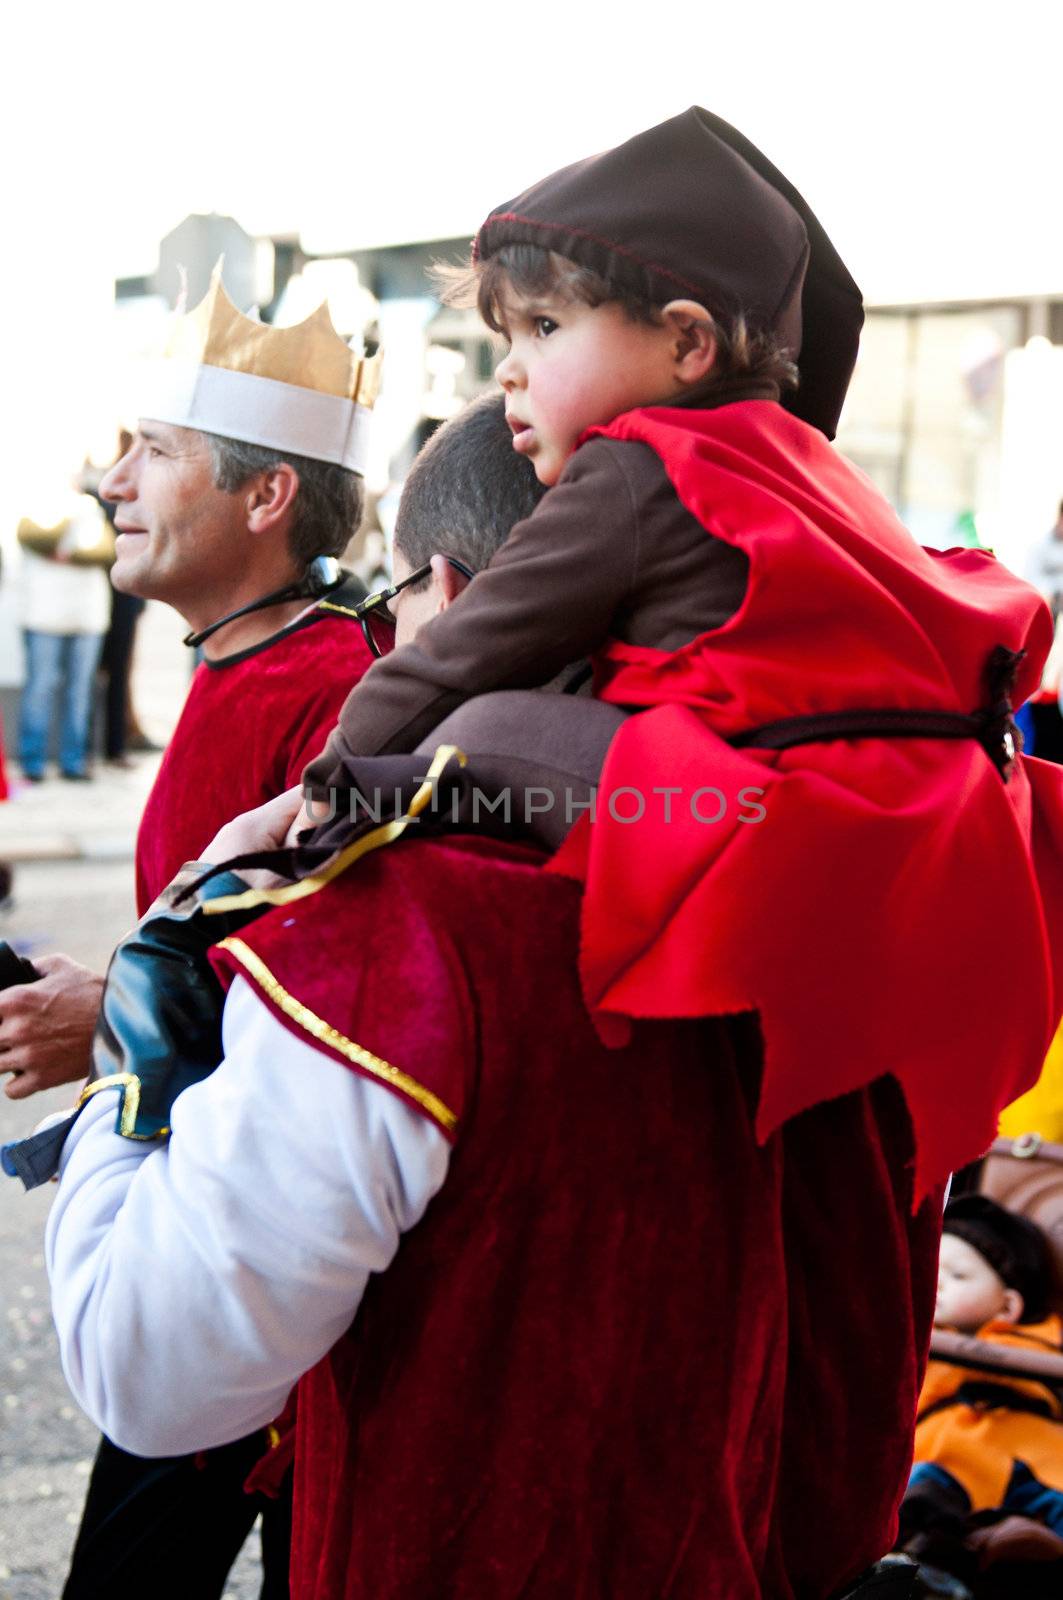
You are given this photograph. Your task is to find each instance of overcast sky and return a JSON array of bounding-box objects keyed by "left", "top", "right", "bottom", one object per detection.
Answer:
[
  {"left": 8, "top": 0, "right": 1061, "bottom": 298},
  {"left": 2, "top": 0, "right": 1061, "bottom": 507}
]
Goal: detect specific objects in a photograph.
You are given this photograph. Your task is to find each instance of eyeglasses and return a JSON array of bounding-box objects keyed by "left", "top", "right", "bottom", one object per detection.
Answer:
[{"left": 356, "top": 555, "right": 476, "bottom": 658}]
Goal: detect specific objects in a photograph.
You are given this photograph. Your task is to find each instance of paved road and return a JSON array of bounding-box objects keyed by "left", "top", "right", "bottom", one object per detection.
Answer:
[
  {"left": 0, "top": 790, "right": 264, "bottom": 1589},
  {"left": 0, "top": 857, "right": 128, "bottom": 1600}
]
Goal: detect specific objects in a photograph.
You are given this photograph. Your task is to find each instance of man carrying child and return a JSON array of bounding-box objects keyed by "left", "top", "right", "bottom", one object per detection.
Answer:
[{"left": 43, "top": 107, "right": 1063, "bottom": 1598}]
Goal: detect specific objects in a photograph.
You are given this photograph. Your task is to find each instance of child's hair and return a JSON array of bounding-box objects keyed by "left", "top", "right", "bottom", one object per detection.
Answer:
[
  {"left": 438, "top": 243, "right": 798, "bottom": 398},
  {"left": 943, "top": 1194, "right": 1053, "bottom": 1325}
]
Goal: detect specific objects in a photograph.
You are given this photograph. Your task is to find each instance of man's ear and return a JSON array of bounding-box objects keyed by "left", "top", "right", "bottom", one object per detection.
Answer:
[
  {"left": 430, "top": 552, "right": 472, "bottom": 614},
  {"left": 245, "top": 463, "right": 300, "bottom": 535},
  {"left": 999, "top": 1287, "right": 1025, "bottom": 1325},
  {"left": 662, "top": 299, "right": 717, "bottom": 385}
]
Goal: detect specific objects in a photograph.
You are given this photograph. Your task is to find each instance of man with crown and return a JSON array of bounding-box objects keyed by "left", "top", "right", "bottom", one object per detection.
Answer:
[
  {"left": 2, "top": 273, "right": 379, "bottom": 1599},
  {"left": 1, "top": 271, "right": 378, "bottom": 1101}
]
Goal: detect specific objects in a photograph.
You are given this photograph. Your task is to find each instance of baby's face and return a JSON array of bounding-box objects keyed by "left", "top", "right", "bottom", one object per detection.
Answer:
[
  {"left": 935, "top": 1232, "right": 1011, "bottom": 1333},
  {"left": 494, "top": 291, "right": 681, "bottom": 487}
]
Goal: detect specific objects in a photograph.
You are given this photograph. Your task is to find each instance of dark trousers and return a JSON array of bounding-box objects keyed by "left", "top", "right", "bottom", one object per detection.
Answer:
[
  {"left": 62, "top": 1432, "right": 291, "bottom": 1599},
  {"left": 99, "top": 591, "right": 145, "bottom": 759}
]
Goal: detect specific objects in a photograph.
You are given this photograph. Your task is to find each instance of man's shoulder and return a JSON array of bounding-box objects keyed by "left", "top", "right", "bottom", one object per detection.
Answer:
[
  {"left": 233, "top": 835, "right": 569, "bottom": 974},
  {"left": 210, "top": 835, "right": 569, "bottom": 1140},
  {"left": 209, "top": 606, "right": 371, "bottom": 681},
  {"left": 162, "top": 611, "right": 369, "bottom": 775},
  {"left": 292, "top": 835, "right": 557, "bottom": 927},
  {"left": 270, "top": 607, "right": 371, "bottom": 669}
]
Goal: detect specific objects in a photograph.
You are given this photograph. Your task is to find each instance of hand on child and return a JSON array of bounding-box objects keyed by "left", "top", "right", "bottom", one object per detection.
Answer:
[
  {"left": 283, "top": 793, "right": 335, "bottom": 848},
  {"left": 201, "top": 787, "right": 305, "bottom": 866}
]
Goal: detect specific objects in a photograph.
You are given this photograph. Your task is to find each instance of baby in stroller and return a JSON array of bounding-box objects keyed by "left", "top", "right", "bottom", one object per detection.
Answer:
[{"left": 896, "top": 1193, "right": 1063, "bottom": 1597}]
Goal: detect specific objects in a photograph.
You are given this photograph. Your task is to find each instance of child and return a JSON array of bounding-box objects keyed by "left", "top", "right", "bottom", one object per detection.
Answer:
[
  {"left": 304, "top": 107, "right": 837, "bottom": 768},
  {"left": 311, "top": 108, "right": 1060, "bottom": 1200},
  {"left": 898, "top": 1195, "right": 1063, "bottom": 1571}
]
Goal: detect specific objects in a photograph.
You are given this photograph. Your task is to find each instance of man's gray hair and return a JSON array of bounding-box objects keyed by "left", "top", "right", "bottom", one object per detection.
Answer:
[{"left": 204, "top": 434, "right": 365, "bottom": 568}]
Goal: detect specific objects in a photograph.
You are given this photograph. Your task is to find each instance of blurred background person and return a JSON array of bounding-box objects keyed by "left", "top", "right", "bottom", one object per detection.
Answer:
[
  {"left": 0, "top": 563, "right": 9, "bottom": 903},
  {"left": 1018, "top": 500, "right": 1063, "bottom": 762},
  {"left": 1026, "top": 499, "right": 1063, "bottom": 621},
  {"left": 77, "top": 429, "right": 155, "bottom": 766},
  {"left": 15, "top": 496, "right": 112, "bottom": 782}
]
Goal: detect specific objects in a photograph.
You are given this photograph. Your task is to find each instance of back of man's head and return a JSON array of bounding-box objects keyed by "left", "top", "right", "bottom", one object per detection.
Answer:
[{"left": 394, "top": 392, "right": 546, "bottom": 573}]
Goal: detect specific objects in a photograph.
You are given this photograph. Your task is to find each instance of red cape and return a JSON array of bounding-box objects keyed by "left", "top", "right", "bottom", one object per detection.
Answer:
[{"left": 550, "top": 402, "right": 1063, "bottom": 1201}]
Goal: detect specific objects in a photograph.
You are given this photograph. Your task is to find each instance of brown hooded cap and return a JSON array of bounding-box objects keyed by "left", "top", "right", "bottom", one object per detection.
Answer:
[{"left": 474, "top": 106, "right": 863, "bottom": 440}]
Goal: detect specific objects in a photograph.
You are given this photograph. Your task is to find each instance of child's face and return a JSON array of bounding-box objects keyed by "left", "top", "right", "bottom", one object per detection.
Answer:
[
  {"left": 494, "top": 291, "right": 683, "bottom": 486},
  {"left": 935, "top": 1232, "right": 1013, "bottom": 1333}
]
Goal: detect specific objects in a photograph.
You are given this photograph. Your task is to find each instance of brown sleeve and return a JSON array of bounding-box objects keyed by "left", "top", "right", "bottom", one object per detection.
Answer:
[
  {"left": 303, "top": 440, "right": 642, "bottom": 779},
  {"left": 302, "top": 435, "right": 749, "bottom": 787}
]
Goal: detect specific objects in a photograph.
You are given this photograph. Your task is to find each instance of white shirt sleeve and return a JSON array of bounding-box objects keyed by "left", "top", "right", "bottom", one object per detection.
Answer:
[{"left": 45, "top": 975, "right": 450, "bottom": 1457}]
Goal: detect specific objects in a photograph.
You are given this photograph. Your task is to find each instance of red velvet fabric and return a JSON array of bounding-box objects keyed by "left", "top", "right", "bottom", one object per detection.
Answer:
[
  {"left": 211, "top": 836, "right": 940, "bottom": 1599},
  {"left": 549, "top": 402, "right": 1063, "bottom": 1202},
  {"left": 136, "top": 617, "right": 371, "bottom": 913}
]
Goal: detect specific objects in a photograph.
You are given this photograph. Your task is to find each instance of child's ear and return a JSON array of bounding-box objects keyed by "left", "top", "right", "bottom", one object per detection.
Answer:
[
  {"left": 999, "top": 1287, "right": 1025, "bottom": 1325},
  {"left": 662, "top": 299, "right": 717, "bottom": 385}
]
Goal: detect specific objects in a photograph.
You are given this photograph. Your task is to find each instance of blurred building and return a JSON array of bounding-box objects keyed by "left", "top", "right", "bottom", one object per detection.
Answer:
[{"left": 836, "top": 298, "right": 1063, "bottom": 578}]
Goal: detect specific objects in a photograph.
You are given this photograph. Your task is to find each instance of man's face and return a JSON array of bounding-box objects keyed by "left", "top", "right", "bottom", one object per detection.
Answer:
[
  {"left": 493, "top": 290, "right": 679, "bottom": 486},
  {"left": 934, "top": 1232, "right": 1011, "bottom": 1332},
  {"left": 99, "top": 422, "right": 252, "bottom": 615}
]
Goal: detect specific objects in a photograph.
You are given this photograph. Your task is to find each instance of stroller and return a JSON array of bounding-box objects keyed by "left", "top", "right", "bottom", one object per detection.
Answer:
[{"left": 900, "top": 1133, "right": 1063, "bottom": 1598}]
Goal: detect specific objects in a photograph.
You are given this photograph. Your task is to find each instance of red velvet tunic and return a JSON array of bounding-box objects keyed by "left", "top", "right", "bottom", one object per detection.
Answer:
[
  {"left": 136, "top": 611, "right": 371, "bottom": 912},
  {"left": 550, "top": 402, "right": 1063, "bottom": 1202},
  {"left": 210, "top": 835, "right": 941, "bottom": 1600}
]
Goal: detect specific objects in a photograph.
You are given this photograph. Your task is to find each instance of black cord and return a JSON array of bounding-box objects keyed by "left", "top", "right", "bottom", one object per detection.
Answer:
[{"left": 182, "top": 556, "right": 344, "bottom": 649}]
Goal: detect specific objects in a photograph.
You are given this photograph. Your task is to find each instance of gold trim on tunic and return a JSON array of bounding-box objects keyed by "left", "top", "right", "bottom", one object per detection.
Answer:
[
  {"left": 76, "top": 1073, "right": 171, "bottom": 1140},
  {"left": 203, "top": 744, "right": 467, "bottom": 915},
  {"left": 216, "top": 936, "right": 459, "bottom": 1134}
]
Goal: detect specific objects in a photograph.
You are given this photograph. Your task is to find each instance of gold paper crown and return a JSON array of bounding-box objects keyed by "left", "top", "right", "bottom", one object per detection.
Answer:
[{"left": 166, "top": 266, "right": 382, "bottom": 409}]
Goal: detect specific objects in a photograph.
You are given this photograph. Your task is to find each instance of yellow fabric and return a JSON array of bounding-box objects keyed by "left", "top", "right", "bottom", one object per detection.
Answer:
[
  {"left": 202, "top": 745, "right": 466, "bottom": 916},
  {"left": 914, "top": 1315, "right": 1063, "bottom": 1510},
  {"left": 1000, "top": 1019, "right": 1063, "bottom": 1142}
]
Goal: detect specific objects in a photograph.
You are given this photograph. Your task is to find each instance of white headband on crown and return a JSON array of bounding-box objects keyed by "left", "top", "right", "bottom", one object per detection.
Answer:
[{"left": 138, "top": 360, "right": 374, "bottom": 474}]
